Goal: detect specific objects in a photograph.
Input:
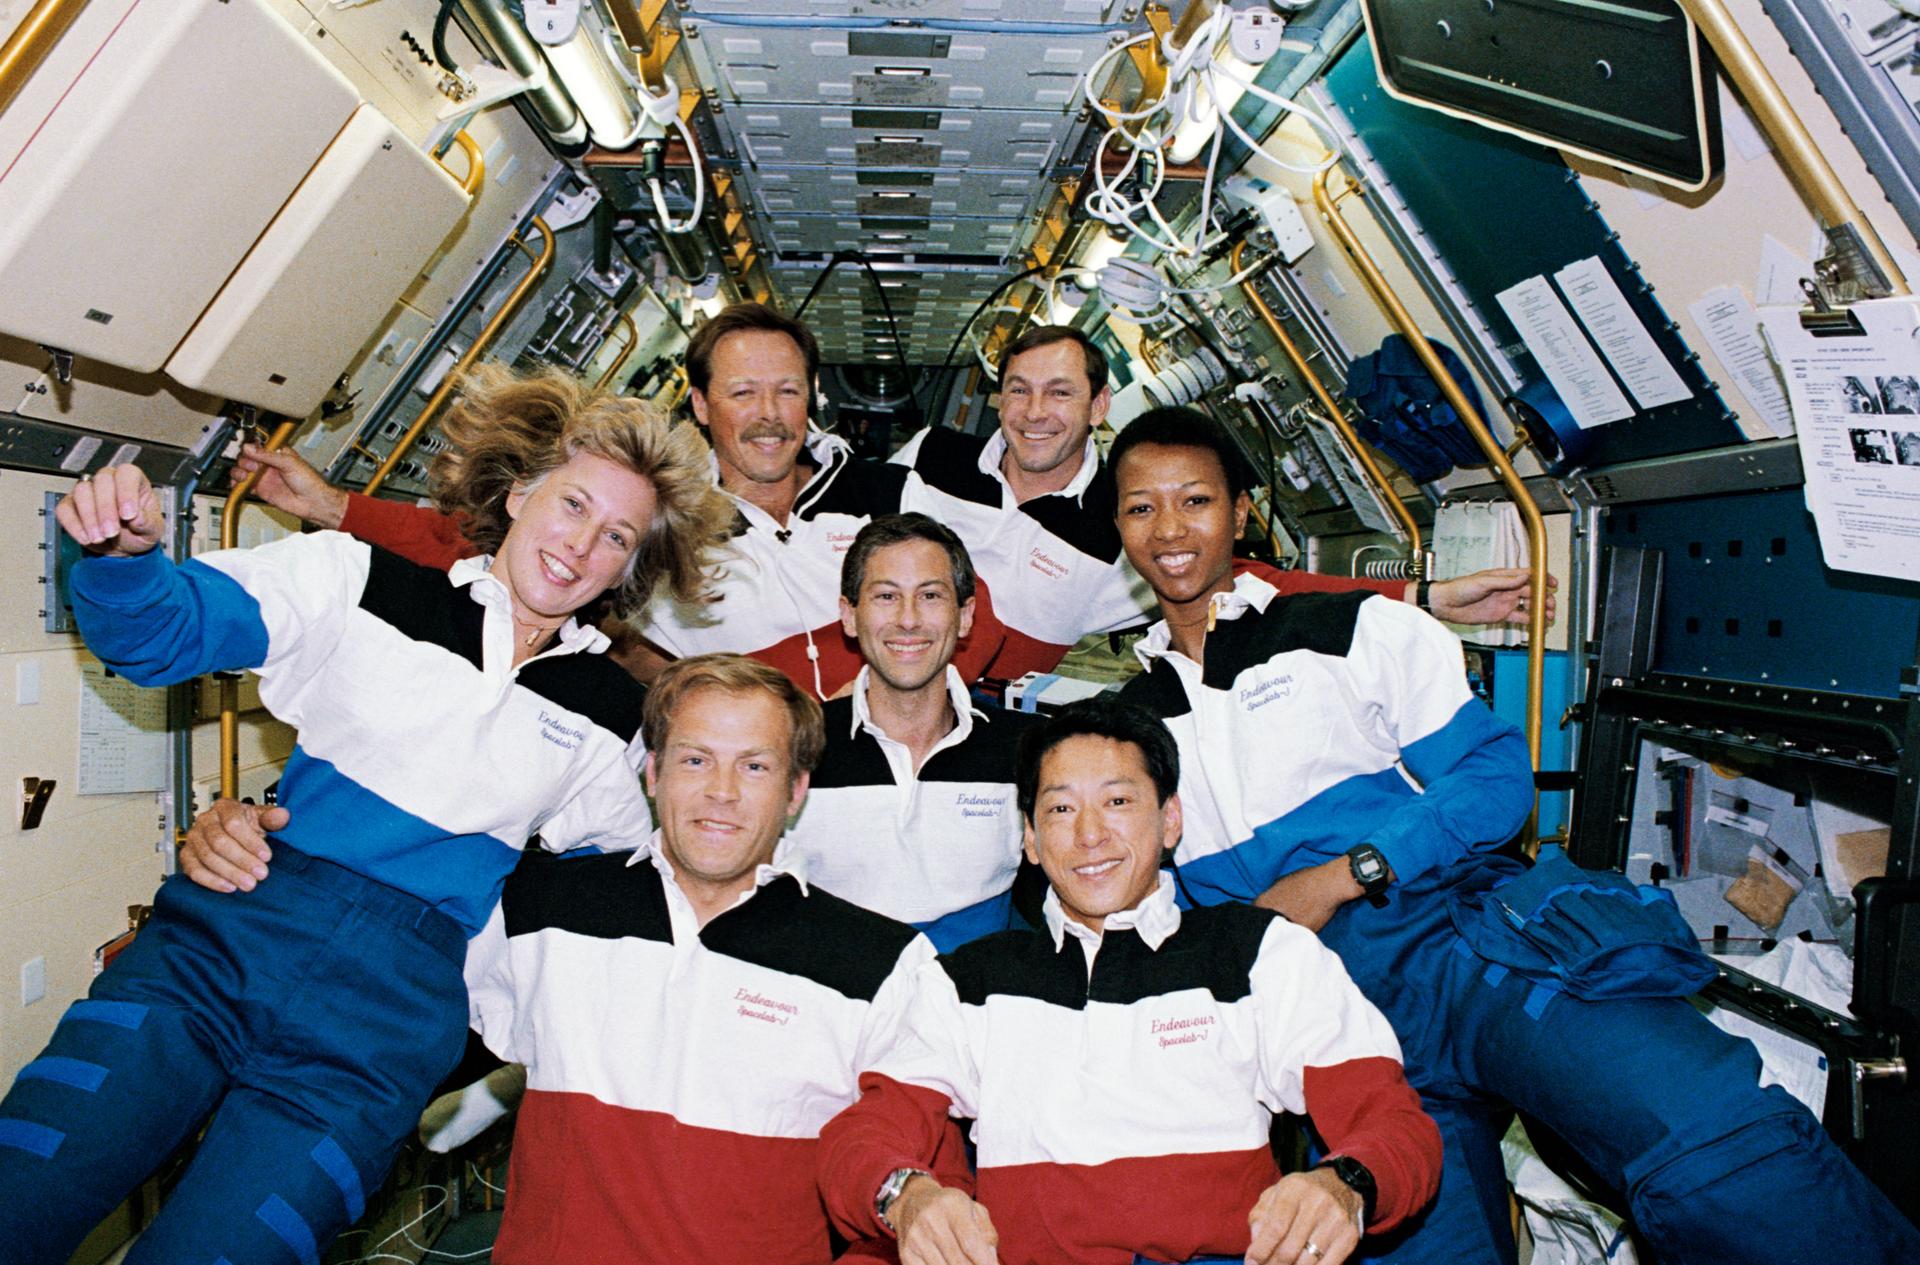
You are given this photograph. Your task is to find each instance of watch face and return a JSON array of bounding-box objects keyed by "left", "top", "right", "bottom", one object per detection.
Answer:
[{"left": 1350, "top": 845, "right": 1389, "bottom": 887}]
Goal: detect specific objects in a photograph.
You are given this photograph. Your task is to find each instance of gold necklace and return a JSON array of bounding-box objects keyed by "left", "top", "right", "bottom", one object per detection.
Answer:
[{"left": 514, "top": 614, "right": 564, "bottom": 649}]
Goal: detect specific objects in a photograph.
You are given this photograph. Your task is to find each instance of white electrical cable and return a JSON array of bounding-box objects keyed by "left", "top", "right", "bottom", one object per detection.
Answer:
[
  {"left": 632, "top": 74, "right": 705, "bottom": 235},
  {"left": 1073, "top": 3, "right": 1347, "bottom": 282}
]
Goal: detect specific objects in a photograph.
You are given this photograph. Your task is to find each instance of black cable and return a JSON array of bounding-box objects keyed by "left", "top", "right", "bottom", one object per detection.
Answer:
[
  {"left": 939, "top": 263, "right": 1046, "bottom": 371},
  {"left": 850, "top": 253, "right": 912, "bottom": 373},
  {"left": 432, "top": 0, "right": 460, "bottom": 73},
  {"left": 919, "top": 262, "right": 1047, "bottom": 431},
  {"left": 793, "top": 251, "right": 850, "bottom": 323}
]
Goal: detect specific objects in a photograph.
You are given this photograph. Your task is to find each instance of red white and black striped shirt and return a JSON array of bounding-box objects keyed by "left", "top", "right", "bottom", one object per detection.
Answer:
[
  {"left": 819, "top": 875, "right": 1441, "bottom": 1265},
  {"left": 466, "top": 837, "right": 935, "bottom": 1264}
]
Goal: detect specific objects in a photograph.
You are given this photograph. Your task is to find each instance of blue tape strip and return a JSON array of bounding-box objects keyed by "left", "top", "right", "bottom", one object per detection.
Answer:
[
  {"left": 16, "top": 1056, "right": 108, "bottom": 1093},
  {"left": 255, "top": 1195, "right": 319, "bottom": 1265},
  {"left": 1524, "top": 982, "right": 1559, "bottom": 1020},
  {"left": 64, "top": 999, "right": 148, "bottom": 1030},
  {"left": 0, "top": 1118, "right": 65, "bottom": 1159},
  {"left": 310, "top": 1136, "right": 365, "bottom": 1223},
  {"left": 1018, "top": 674, "right": 1062, "bottom": 713},
  {"left": 1481, "top": 962, "right": 1510, "bottom": 988},
  {"left": 1452, "top": 937, "right": 1475, "bottom": 958}
]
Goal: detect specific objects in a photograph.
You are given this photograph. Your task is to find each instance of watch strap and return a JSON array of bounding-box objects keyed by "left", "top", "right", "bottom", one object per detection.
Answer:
[{"left": 875, "top": 1166, "right": 932, "bottom": 1234}]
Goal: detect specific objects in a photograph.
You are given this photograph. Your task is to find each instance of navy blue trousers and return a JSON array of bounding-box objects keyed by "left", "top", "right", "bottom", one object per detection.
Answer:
[
  {"left": 0, "top": 847, "right": 468, "bottom": 1265},
  {"left": 1321, "top": 869, "right": 1920, "bottom": 1265}
]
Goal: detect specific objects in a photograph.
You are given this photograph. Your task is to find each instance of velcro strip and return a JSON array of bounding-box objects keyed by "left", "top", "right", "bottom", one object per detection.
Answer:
[
  {"left": 254, "top": 1194, "right": 320, "bottom": 1265},
  {"left": 16, "top": 1057, "right": 109, "bottom": 1093},
  {"left": 0, "top": 1118, "right": 65, "bottom": 1159},
  {"left": 309, "top": 1136, "right": 366, "bottom": 1222},
  {"left": 64, "top": 1000, "right": 148, "bottom": 1030}
]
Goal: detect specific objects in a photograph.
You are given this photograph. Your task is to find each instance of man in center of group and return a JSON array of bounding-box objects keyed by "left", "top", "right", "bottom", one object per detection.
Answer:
[
  {"left": 789, "top": 512, "right": 1041, "bottom": 950},
  {"left": 895, "top": 324, "right": 1552, "bottom": 684}
]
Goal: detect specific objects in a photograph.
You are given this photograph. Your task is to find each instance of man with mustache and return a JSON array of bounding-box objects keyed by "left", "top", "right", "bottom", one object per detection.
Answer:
[{"left": 228, "top": 302, "right": 1005, "bottom": 700}]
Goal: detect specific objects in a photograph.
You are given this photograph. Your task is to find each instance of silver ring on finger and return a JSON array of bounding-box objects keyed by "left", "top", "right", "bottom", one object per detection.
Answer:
[{"left": 1305, "top": 1242, "right": 1324, "bottom": 1260}]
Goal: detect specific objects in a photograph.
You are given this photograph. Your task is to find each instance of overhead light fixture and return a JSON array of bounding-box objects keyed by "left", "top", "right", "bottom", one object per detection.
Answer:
[
  {"left": 874, "top": 135, "right": 922, "bottom": 145},
  {"left": 873, "top": 191, "right": 915, "bottom": 200},
  {"left": 875, "top": 233, "right": 911, "bottom": 241},
  {"left": 875, "top": 66, "right": 930, "bottom": 77}
]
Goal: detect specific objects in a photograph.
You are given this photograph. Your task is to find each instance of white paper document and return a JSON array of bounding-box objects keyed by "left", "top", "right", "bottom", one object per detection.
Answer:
[
  {"left": 1554, "top": 256, "right": 1692, "bottom": 409},
  {"left": 1689, "top": 286, "right": 1795, "bottom": 438},
  {"left": 1755, "top": 235, "right": 1813, "bottom": 308},
  {"left": 78, "top": 660, "right": 168, "bottom": 795},
  {"left": 1757, "top": 298, "right": 1920, "bottom": 582},
  {"left": 1495, "top": 275, "right": 1634, "bottom": 428}
]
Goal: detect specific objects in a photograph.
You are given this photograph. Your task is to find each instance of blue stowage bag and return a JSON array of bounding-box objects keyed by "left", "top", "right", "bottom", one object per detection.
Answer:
[
  {"left": 1344, "top": 334, "right": 1490, "bottom": 483},
  {"left": 1448, "top": 846, "right": 1717, "bottom": 1001}
]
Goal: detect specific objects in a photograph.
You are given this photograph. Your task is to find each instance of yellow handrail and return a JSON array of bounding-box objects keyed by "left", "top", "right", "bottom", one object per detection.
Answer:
[
  {"left": 595, "top": 311, "right": 638, "bottom": 391},
  {"left": 1675, "top": 0, "right": 1906, "bottom": 295},
  {"left": 438, "top": 129, "right": 485, "bottom": 197},
  {"left": 1230, "top": 239, "right": 1423, "bottom": 569},
  {"left": 1313, "top": 166, "right": 1547, "bottom": 774},
  {"left": 0, "top": 0, "right": 87, "bottom": 121},
  {"left": 217, "top": 418, "right": 302, "bottom": 800},
  {"left": 365, "top": 217, "right": 556, "bottom": 495}
]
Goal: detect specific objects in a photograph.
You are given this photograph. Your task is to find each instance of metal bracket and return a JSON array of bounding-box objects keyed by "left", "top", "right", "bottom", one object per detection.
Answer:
[
  {"left": 21, "top": 777, "right": 55, "bottom": 830},
  {"left": 1803, "top": 222, "right": 1897, "bottom": 326},
  {"left": 1850, "top": 1057, "right": 1909, "bottom": 1139},
  {"left": 39, "top": 345, "right": 73, "bottom": 385}
]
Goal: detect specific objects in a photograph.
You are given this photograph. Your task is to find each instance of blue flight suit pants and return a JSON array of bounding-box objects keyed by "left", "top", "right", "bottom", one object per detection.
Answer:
[
  {"left": 1319, "top": 864, "right": 1920, "bottom": 1265},
  {"left": 0, "top": 846, "right": 468, "bottom": 1265}
]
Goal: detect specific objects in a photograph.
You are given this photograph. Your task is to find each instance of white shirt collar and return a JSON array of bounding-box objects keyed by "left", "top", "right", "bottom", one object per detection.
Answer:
[
  {"left": 1042, "top": 871, "right": 1182, "bottom": 957},
  {"left": 978, "top": 429, "right": 1102, "bottom": 502},
  {"left": 1131, "top": 569, "right": 1274, "bottom": 672},
  {"left": 627, "top": 829, "right": 812, "bottom": 901},
  {"left": 447, "top": 554, "right": 611, "bottom": 654},
  {"left": 848, "top": 665, "right": 983, "bottom": 745}
]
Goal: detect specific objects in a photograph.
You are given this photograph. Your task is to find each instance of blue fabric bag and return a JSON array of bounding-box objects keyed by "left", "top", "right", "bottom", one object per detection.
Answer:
[
  {"left": 1344, "top": 334, "right": 1490, "bottom": 482},
  {"left": 1447, "top": 846, "right": 1717, "bottom": 1001}
]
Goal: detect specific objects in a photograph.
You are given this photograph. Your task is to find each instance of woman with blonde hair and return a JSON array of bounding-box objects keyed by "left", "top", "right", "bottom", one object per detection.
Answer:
[{"left": 0, "top": 367, "right": 733, "bottom": 1265}]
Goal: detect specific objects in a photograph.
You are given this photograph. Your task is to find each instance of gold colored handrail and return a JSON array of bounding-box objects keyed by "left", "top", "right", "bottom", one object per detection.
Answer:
[
  {"left": 1675, "top": 0, "right": 1907, "bottom": 295},
  {"left": 438, "top": 129, "right": 485, "bottom": 196},
  {"left": 1230, "top": 239, "right": 1423, "bottom": 569},
  {"left": 595, "top": 311, "right": 638, "bottom": 390},
  {"left": 1313, "top": 167, "right": 1547, "bottom": 773},
  {"left": 365, "top": 217, "right": 556, "bottom": 495},
  {"left": 218, "top": 419, "right": 302, "bottom": 800},
  {"left": 0, "top": 0, "right": 87, "bottom": 120}
]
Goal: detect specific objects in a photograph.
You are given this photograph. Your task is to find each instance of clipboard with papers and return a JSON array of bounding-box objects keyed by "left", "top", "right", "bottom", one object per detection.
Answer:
[{"left": 1757, "top": 297, "right": 1920, "bottom": 583}]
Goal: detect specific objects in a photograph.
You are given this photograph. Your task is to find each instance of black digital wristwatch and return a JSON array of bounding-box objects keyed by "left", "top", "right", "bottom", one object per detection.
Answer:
[{"left": 1347, "top": 842, "right": 1392, "bottom": 907}]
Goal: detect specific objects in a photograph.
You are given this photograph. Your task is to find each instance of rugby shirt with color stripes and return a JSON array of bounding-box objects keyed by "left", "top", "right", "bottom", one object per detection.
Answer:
[
  {"left": 71, "top": 537, "right": 651, "bottom": 933},
  {"left": 466, "top": 837, "right": 935, "bottom": 1265},
  {"left": 789, "top": 666, "right": 1042, "bottom": 950},
  {"left": 893, "top": 431, "right": 1404, "bottom": 683},
  {"left": 818, "top": 875, "right": 1441, "bottom": 1265},
  {"left": 627, "top": 429, "right": 1007, "bottom": 698},
  {"left": 896, "top": 425, "right": 1152, "bottom": 681},
  {"left": 1116, "top": 571, "right": 1533, "bottom": 905}
]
